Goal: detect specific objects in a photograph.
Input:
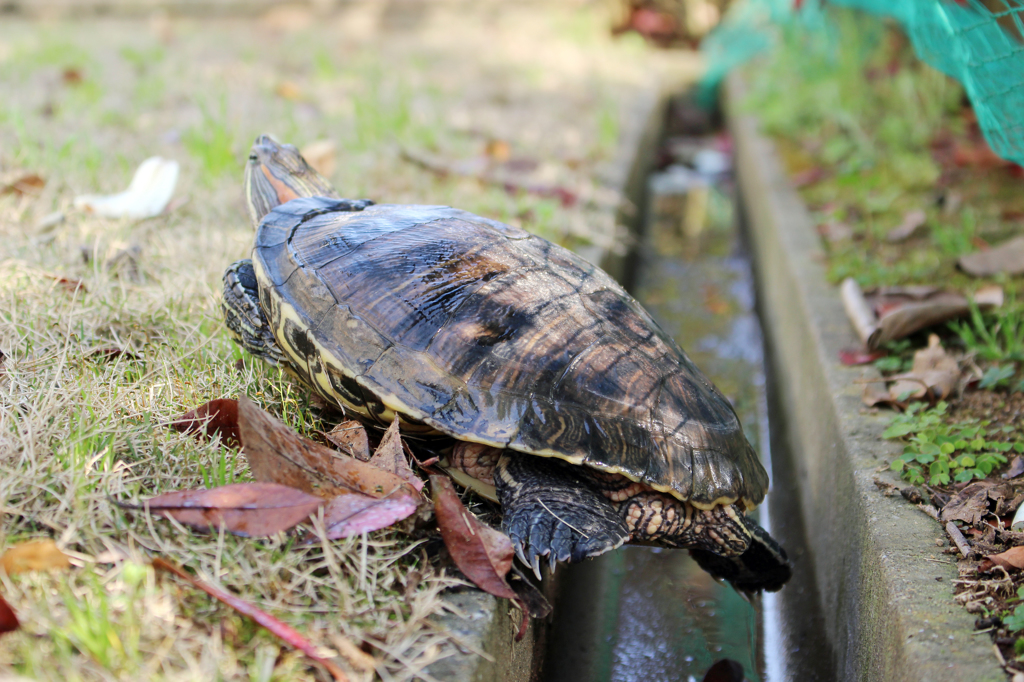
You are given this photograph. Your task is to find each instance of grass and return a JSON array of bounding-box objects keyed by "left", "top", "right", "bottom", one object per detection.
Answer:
[
  {"left": 742, "top": 6, "right": 1024, "bottom": 295},
  {"left": 0, "top": 5, "right": 663, "bottom": 680}
]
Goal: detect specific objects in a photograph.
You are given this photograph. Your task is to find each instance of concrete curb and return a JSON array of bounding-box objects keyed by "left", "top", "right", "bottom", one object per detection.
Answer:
[
  {"left": 426, "top": 79, "right": 675, "bottom": 682},
  {"left": 726, "top": 73, "right": 1003, "bottom": 682}
]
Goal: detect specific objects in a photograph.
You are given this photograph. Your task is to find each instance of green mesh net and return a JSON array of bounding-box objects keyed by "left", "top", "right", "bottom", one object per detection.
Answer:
[{"left": 701, "top": 0, "right": 1024, "bottom": 165}]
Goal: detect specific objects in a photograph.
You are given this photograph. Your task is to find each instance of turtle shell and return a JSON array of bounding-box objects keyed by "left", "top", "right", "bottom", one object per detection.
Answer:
[{"left": 252, "top": 196, "right": 769, "bottom": 510}]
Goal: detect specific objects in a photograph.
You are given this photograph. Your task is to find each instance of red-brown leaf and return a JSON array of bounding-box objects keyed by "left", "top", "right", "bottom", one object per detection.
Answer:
[
  {"left": 238, "top": 396, "right": 418, "bottom": 500},
  {"left": 839, "top": 348, "right": 886, "bottom": 366},
  {"left": 324, "top": 420, "right": 370, "bottom": 461},
  {"left": 46, "top": 274, "right": 86, "bottom": 294},
  {"left": 430, "top": 474, "right": 516, "bottom": 601},
  {"left": 1, "top": 173, "right": 45, "bottom": 196},
  {"left": 143, "top": 482, "right": 323, "bottom": 537},
  {"left": 984, "top": 546, "right": 1024, "bottom": 571},
  {"left": 152, "top": 558, "right": 348, "bottom": 681},
  {"left": 320, "top": 493, "right": 419, "bottom": 540},
  {"left": 368, "top": 417, "right": 424, "bottom": 492},
  {"left": 0, "top": 594, "right": 18, "bottom": 637},
  {"left": 172, "top": 398, "right": 240, "bottom": 449}
]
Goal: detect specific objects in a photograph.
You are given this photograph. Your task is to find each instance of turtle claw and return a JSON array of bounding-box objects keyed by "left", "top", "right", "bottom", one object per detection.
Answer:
[{"left": 531, "top": 554, "right": 543, "bottom": 581}]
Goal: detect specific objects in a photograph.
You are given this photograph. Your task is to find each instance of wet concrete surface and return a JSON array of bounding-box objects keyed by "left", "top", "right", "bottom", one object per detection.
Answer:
[{"left": 544, "top": 161, "right": 833, "bottom": 681}]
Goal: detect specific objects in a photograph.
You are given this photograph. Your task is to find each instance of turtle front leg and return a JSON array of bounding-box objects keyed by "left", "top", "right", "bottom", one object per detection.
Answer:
[
  {"left": 222, "top": 259, "right": 285, "bottom": 365},
  {"left": 494, "top": 453, "right": 629, "bottom": 579}
]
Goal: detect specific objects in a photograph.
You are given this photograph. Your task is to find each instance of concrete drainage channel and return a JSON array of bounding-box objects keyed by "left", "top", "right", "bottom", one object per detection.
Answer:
[{"left": 434, "top": 76, "right": 1008, "bottom": 682}]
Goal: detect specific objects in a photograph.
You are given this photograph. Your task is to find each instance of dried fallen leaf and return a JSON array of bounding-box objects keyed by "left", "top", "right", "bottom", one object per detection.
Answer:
[
  {"left": 1005, "top": 456, "right": 1024, "bottom": 480},
  {"left": 982, "top": 546, "right": 1024, "bottom": 572},
  {"left": 839, "top": 348, "right": 885, "bottom": 366},
  {"left": 0, "top": 539, "right": 72, "bottom": 575},
  {"left": 430, "top": 474, "right": 517, "bottom": 601},
  {"left": 300, "top": 139, "right": 337, "bottom": 178},
  {"left": 320, "top": 494, "right": 418, "bottom": 540},
  {"left": 0, "top": 594, "right": 18, "bottom": 637},
  {"left": 861, "top": 382, "right": 896, "bottom": 408},
  {"left": 867, "top": 285, "right": 1003, "bottom": 349},
  {"left": 817, "top": 221, "right": 853, "bottom": 243},
  {"left": 324, "top": 420, "right": 370, "bottom": 461},
  {"left": 152, "top": 557, "right": 348, "bottom": 681},
  {"left": 484, "top": 139, "right": 511, "bottom": 163},
  {"left": 330, "top": 635, "right": 377, "bottom": 674},
  {"left": 46, "top": 274, "right": 86, "bottom": 294},
  {"left": 888, "top": 334, "right": 960, "bottom": 401},
  {"left": 238, "top": 396, "right": 418, "bottom": 500},
  {"left": 885, "top": 209, "right": 927, "bottom": 243},
  {"left": 940, "top": 481, "right": 1007, "bottom": 526},
  {"left": 171, "top": 398, "right": 241, "bottom": 449},
  {"left": 275, "top": 81, "right": 303, "bottom": 100},
  {"left": 0, "top": 173, "right": 45, "bottom": 197},
  {"left": 140, "top": 483, "right": 323, "bottom": 537},
  {"left": 74, "top": 156, "right": 179, "bottom": 219},
  {"left": 958, "top": 236, "right": 1024, "bottom": 277},
  {"left": 368, "top": 417, "right": 424, "bottom": 492}
]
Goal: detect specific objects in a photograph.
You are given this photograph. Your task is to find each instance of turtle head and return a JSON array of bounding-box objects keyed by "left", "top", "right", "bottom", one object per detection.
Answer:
[{"left": 244, "top": 134, "right": 338, "bottom": 229}]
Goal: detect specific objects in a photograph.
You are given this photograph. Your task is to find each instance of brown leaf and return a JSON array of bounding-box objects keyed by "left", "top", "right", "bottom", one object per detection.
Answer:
[
  {"left": 61, "top": 68, "right": 83, "bottom": 86},
  {"left": 1, "top": 173, "right": 45, "bottom": 196},
  {"left": 864, "top": 285, "right": 1002, "bottom": 349},
  {"left": 816, "top": 221, "right": 853, "bottom": 243},
  {"left": 983, "top": 546, "right": 1024, "bottom": 571},
  {"left": 790, "top": 165, "right": 829, "bottom": 188},
  {"left": 324, "top": 420, "right": 370, "bottom": 461},
  {"left": 142, "top": 482, "right": 323, "bottom": 537},
  {"left": 0, "top": 539, "right": 72, "bottom": 575},
  {"left": 1004, "top": 456, "right": 1024, "bottom": 480},
  {"left": 484, "top": 139, "right": 511, "bottom": 163},
  {"left": 320, "top": 493, "right": 418, "bottom": 540},
  {"left": 45, "top": 274, "right": 86, "bottom": 294},
  {"left": 171, "top": 398, "right": 240, "bottom": 449},
  {"left": 888, "top": 335, "right": 960, "bottom": 401},
  {"left": 275, "top": 81, "right": 303, "bottom": 101},
  {"left": 885, "top": 209, "right": 927, "bottom": 243},
  {"left": 839, "top": 348, "right": 885, "bottom": 366},
  {"left": 153, "top": 558, "right": 348, "bottom": 681},
  {"left": 958, "top": 236, "right": 1024, "bottom": 277},
  {"left": 330, "top": 635, "right": 377, "bottom": 673},
  {"left": 862, "top": 382, "right": 899, "bottom": 408},
  {"left": 300, "top": 140, "right": 337, "bottom": 178},
  {"left": 368, "top": 417, "right": 424, "bottom": 492},
  {"left": 238, "top": 396, "right": 418, "bottom": 500},
  {"left": 940, "top": 481, "right": 1008, "bottom": 526},
  {"left": 430, "top": 474, "right": 516, "bottom": 601},
  {"left": 0, "top": 594, "right": 18, "bottom": 637}
]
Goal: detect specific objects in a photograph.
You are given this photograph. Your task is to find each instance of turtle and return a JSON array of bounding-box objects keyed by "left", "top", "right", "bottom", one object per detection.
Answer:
[{"left": 223, "top": 135, "right": 791, "bottom": 592}]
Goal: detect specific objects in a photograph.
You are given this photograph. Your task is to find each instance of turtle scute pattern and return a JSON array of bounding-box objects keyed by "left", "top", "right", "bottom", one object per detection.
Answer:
[{"left": 252, "top": 197, "right": 769, "bottom": 509}]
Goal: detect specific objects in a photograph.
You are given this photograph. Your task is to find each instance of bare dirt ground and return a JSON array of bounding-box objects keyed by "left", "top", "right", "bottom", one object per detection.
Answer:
[{"left": 0, "top": 3, "right": 695, "bottom": 680}]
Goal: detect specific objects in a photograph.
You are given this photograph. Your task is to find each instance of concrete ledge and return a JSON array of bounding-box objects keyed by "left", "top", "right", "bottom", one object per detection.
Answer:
[{"left": 726, "top": 73, "right": 1002, "bottom": 681}]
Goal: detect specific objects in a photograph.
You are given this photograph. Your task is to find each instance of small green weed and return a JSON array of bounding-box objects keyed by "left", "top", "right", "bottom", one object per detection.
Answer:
[
  {"left": 1004, "top": 587, "right": 1024, "bottom": 637},
  {"left": 885, "top": 401, "right": 1023, "bottom": 485},
  {"left": 949, "top": 300, "right": 1024, "bottom": 363},
  {"left": 873, "top": 339, "right": 914, "bottom": 374},
  {"left": 979, "top": 364, "right": 1017, "bottom": 390}
]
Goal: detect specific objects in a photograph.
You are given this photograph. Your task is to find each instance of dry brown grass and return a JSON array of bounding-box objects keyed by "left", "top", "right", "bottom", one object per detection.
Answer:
[{"left": 0, "top": 4, "right": 684, "bottom": 680}]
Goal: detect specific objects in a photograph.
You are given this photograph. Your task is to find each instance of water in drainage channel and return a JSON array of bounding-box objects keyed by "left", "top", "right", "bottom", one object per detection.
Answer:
[{"left": 543, "top": 114, "right": 833, "bottom": 682}]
